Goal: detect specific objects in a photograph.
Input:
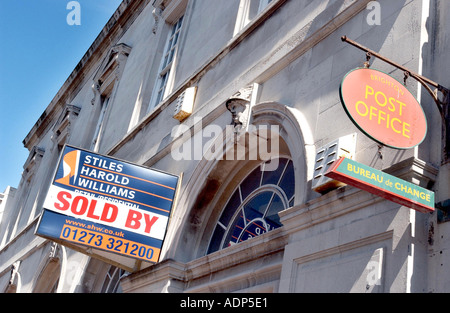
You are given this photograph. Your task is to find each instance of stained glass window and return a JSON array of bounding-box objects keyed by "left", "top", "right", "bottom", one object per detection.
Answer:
[{"left": 207, "top": 157, "right": 294, "bottom": 254}]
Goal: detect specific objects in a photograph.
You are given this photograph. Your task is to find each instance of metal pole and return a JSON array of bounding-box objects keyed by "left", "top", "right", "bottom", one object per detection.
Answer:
[{"left": 341, "top": 36, "right": 441, "bottom": 89}]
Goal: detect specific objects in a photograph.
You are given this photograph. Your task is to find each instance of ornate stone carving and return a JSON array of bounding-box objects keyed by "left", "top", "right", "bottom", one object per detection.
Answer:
[{"left": 225, "top": 85, "right": 254, "bottom": 132}]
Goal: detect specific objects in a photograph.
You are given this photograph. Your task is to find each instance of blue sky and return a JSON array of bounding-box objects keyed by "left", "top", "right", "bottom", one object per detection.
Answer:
[{"left": 0, "top": 0, "right": 123, "bottom": 192}]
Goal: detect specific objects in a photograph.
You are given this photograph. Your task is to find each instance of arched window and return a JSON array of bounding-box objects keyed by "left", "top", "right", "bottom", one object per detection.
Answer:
[
  {"left": 100, "top": 266, "right": 127, "bottom": 293},
  {"left": 207, "top": 157, "right": 294, "bottom": 254}
]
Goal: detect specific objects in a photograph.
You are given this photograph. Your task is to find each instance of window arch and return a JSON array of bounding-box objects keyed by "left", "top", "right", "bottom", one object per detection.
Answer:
[
  {"left": 167, "top": 102, "right": 313, "bottom": 262},
  {"left": 100, "top": 266, "right": 127, "bottom": 293},
  {"left": 207, "top": 157, "right": 294, "bottom": 254}
]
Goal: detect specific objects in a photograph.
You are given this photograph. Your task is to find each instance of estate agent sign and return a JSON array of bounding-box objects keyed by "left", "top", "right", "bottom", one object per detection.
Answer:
[
  {"left": 340, "top": 68, "right": 427, "bottom": 150},
  {"left": 36, "top": 145, "right": 179, "bottom": 266}
]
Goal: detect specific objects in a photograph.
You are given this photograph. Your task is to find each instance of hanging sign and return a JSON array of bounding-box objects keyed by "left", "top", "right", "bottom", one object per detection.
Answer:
[
  {"left": 36, "top": 145, "right": 179, "bottom": 266},
  {"left": 340, "top": 68, "right": 427, "bottom": 149},
  {"left": 325, "top": 157, "right": 434, "bottom": 213}
]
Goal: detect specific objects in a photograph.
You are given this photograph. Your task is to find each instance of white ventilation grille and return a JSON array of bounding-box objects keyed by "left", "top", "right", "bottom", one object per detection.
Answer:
[
  {"left": 173, "top": 86, "right": 197, "bottom": 122},
  {"left": 312, "top": 133, "right": 357, "bottom": 194}
]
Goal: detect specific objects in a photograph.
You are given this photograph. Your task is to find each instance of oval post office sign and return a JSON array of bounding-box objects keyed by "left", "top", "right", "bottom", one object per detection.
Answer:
[{"left": 340, "top": 68, "right": 427, "bottom": 149}]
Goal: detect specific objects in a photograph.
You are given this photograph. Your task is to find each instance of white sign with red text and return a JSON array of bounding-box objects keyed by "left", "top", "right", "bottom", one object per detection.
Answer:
[
  {"left": 43, "top": 185, "right": 168, "bottom": 240},
  {"left": 36, "top": 145, "right": 179, "bottom": 265}
]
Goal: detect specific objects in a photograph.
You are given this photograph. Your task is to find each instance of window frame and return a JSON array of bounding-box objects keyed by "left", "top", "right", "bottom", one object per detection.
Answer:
[
  {"left": 90, "top": 94, "right": 111, "bottom": 152},
  {"left": 233, "top": 0, "right": 274, "bottom": 36},
  {"left": 207, "top": 157, "right": 294, "bottom": 254},
  {"left": 89, "top": 43, "right": 131, "bottom": 152},
  {"left": 148, "top": 15, "right": 184, "bottom": 112},
  {"left": 100, "top": 266, "right": 127, "bottom": 293}
]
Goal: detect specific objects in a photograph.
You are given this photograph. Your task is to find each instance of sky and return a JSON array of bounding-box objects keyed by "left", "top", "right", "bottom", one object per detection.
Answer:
[{"left": 0, "top": 0, "right": 123, "bottom": 192}]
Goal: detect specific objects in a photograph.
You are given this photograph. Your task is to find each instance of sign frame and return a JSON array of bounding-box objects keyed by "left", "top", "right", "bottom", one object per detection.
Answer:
[
  {"left": 35, "top": 144, "right": 180, "bottom": 271},
  {"left": 340, "top": 67, "right": 428, "bottom": 150},
  {"left": 325, "top": 157, "right": 434, "bottom": 214}
]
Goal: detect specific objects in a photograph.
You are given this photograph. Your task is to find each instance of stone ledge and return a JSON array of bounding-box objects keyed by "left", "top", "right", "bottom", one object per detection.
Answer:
[{"left": 121, "top": 227, "right": 287, "bottom": 293}]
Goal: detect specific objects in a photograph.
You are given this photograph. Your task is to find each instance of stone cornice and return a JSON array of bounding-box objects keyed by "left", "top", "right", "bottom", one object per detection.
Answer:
[{"left": 122, "top": 227, "right": 287, "bottom": 292}]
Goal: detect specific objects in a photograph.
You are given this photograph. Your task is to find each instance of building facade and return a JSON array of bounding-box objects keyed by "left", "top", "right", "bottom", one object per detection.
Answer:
[{"left": 1, "top": 0, "right": 450, "bottom": 293}]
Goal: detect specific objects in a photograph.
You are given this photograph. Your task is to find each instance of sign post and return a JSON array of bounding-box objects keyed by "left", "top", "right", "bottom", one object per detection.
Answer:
[{"left": 36, "top": 145, "right": 179, "bottom": 269}]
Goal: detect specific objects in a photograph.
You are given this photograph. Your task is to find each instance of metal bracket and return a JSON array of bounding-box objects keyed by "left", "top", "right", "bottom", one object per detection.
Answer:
[
  {"left": 342, "top": 36, "right": 450, "bottom": 162},
  {"left": 364, "top": 52, "right": 371, "bottom": 68},
  {"left": 437, "top": 199, "right": 450, "bottom": 223}
]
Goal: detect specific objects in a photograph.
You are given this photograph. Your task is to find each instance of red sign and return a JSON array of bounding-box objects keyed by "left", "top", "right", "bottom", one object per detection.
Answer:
[{"left": 340, "top": 68, "right": 427, "bottom": 149}]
